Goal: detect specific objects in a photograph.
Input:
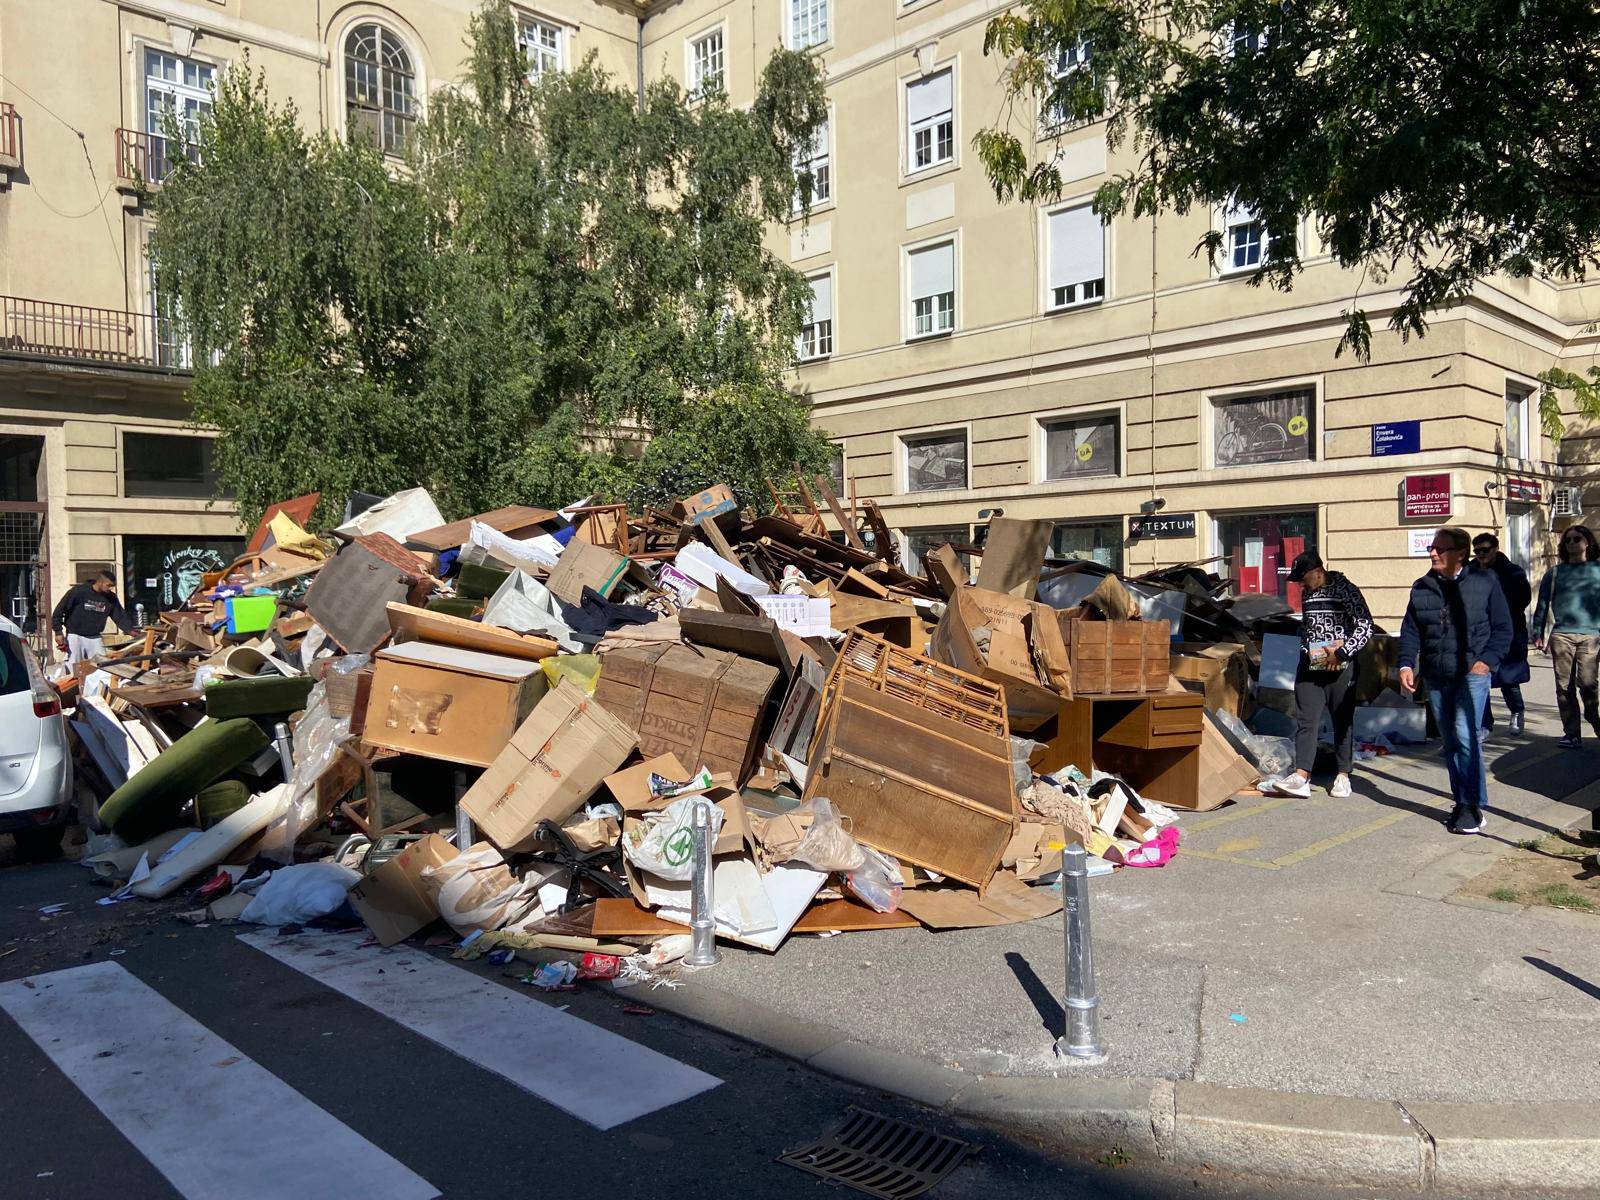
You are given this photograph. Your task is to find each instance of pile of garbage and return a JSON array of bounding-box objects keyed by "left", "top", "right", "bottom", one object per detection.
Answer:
[{"left": 58, "top": 479, "right": 1290, "bottom": 970}]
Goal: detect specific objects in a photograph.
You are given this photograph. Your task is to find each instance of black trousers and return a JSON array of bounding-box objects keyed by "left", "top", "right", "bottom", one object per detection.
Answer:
[{"left": 1294, "top": 664, "right": 1357, "bottom": 775}]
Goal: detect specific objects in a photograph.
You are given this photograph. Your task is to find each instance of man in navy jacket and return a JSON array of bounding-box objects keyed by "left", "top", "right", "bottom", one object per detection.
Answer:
[{"left": 1398, "top": 526, "right": 1512, "bottom": 834}]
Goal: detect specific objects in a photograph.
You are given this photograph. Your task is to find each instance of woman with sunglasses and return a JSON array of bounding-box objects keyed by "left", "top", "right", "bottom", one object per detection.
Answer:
[{"left": 1531, "top": 524, "right": 1600, "bottom": 748}]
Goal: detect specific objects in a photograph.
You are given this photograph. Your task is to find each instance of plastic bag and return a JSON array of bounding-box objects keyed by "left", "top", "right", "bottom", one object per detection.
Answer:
[
  {"left": 846, "top": 846, "right": 903, "bottom": 913},
  {"left": 787, "top": 798, "right": 865, "bottom": 872},
  {"left": 1009, "top": 736, "right": 1043, "bottom": 795},
  {"left": 623, "top": 796, "right": 723, "bottom": 881},
  {"left": 257, "top": 656, "right": 367, "bottom": 863},
  {"left": 238, "top": 862, "right": 360, "bottom": 925},
  {"left": 422, "top": 843, "right": 539, "bottom": 935},
  {"left": 541, "top": 653, "right": 601, "bottom": 695}
]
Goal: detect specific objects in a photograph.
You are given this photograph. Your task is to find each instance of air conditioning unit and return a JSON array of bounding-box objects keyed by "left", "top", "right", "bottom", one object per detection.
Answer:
[{"left": 1553, "top": 485, "right": 1585, "bottom": 518}]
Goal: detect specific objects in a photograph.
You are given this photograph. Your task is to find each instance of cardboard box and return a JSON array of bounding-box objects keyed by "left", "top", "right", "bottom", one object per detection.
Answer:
[
  {"left": 930, "top": 587, "right": 1068, "bottom": 732},
  {"left": 1170, "top": 642, "right": 1251, "bottom": 717},
  {"left": 680, "top": 484, "right": 737, "bottom": 525},
  {"left": 594, "top": 644, "right": 780, "bottom": 782},
  {"left": 348, "top": 834, "right": 459, "bottom": 947},
  {"left": 460, "top": 679, "right": 639, "bottom": 851},
  {"left": 546, "top": 539, "right": 629, "bottom": 606},
  {"left": 365, "top": 641, "right": 549, "bottom": 767}
]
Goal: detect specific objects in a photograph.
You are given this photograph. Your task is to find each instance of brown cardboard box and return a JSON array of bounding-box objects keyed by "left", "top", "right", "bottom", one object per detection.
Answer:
[
  {"left": 930, "top": 587, "right": 1069, "bottom": 731},
  {"left": 546, "top": 540, "right": 629, "bottom": 606},
  {"left": 679, "top": 484, "right": 737, "bottom": 525},
  {"left": 348, "top": 834, "right": 459, "bottom": 947},
  {"left": 1170, "top": 642, "right": 1251, "bottom": 717},
  {"left": 365, "top": 641, "right": 549, "bottom": 767},
  {"left": 460, "top": 679, "right": 639, "bottom": 851},
  {"left": 594, "top": 644, "right": 780, "bottom": 782}
]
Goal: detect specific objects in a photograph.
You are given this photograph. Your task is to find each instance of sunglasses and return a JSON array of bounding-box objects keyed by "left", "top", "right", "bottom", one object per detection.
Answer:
[
  {"left": 1565, "top": 534, "right": 1587, "bottom": 543},
  {"left": 1428, "top": 544, "right": 1460, "bottom": 553}
]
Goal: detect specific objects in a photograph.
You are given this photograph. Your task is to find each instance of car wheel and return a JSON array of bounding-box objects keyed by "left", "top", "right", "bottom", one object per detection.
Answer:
[{"left": 13, "top": 825, "right": 66, "bottom": 862}]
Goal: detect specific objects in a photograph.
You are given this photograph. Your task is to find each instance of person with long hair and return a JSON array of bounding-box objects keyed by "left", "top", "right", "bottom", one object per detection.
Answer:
[
  {"left": 1532, "top": 523, "right": 1600, "bottom": 748},
  {"left": 1473, "top": 533, "right": 1531, "bottom": 737}
]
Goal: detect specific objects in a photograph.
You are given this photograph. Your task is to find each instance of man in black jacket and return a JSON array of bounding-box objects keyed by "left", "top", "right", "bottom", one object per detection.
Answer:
[
  {"left": 50, "top": 570, "right": 134, "bottom": 665},
  {"left": 1472, "top": 533, "right": 1531, "bottom": 736},
  {"left": 1398, "top": 527, "right": 1512, "bottom": 834}
]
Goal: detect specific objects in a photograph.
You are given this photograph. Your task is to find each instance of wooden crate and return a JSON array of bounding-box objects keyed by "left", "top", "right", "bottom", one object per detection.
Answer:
[
  {"left": 594, "top": 644, "right": 779, "bottom": 783},
  {"left": 804, "top": 632, "right": 1016, "bottom": 892},
  {"left": 1062, "top": 616, "right": 1170, "bottom": 695}
]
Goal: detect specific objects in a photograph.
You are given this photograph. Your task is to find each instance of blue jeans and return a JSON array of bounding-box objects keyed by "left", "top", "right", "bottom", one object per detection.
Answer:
[{"left": 1425, "top": 673, "right": 1490, "bottom": 810}]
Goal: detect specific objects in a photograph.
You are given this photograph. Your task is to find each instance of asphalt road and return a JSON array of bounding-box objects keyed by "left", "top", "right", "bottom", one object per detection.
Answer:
[{"left": 0, "top": 857, "right": 1540, "bottom": 1200}]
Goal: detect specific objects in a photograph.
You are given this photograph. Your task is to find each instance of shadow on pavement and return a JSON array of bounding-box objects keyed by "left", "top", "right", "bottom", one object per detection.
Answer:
[
  {"left": 1005, "top": 950, "right": 1065, "bottom": 1041},
  {"left": 1524, "top": 956, "right": 1600, "bottom": 1004}
]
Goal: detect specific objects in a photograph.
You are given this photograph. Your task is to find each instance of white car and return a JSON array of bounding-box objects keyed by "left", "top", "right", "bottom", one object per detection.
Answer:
[{"left": 0, "top": 616, "right": 73, "bottom": 858}]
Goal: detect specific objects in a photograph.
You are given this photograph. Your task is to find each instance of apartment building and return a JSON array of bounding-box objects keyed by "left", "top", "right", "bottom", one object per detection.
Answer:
[{"left": 2, "top": 1, "right": 1592, "bottom": 636}]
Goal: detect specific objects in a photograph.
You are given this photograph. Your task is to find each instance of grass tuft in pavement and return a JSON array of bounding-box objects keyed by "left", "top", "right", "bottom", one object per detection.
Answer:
[
  {"left": 1488, "top": 886, "right": 1520, "bottom": 903},
  {"left": 1534, "top": 882, "right": 1595, "bottom": 911}
]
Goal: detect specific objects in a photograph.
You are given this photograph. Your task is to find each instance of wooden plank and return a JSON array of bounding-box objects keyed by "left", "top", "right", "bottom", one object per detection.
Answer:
[
  {"left": 385, "top": 603, "right": 558, "bottom": 662},
  {"left": 812, "top": 475, "right": 866, "bottom": 552},
  {"left": 406, "top": 505, "right": 561, "bottom": 552},
  {"left": 698, "top": 516, "right": 741, "bottom": 566},
  {"left": 792, "top": 899, "right": 920, "bottom": 932}
]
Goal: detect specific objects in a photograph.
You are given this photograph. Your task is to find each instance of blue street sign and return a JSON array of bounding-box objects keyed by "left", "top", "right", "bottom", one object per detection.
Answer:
[{"left": 1372, "top": 420, "right": 1421, "bottom": 457}]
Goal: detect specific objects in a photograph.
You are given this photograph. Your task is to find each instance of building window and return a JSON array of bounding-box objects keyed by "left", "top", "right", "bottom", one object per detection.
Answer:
[
  {"left": 788, "top": 0, "right": 829, "bottom": 50},
  {"left": 689, "top": 28, "right": 725, "bottom": 95},
  {"left": 903, "top": 428, "right": 968, "bottom": 492},
  {"left": 123, "top": 433, "right": 227, "bottom": 500},
  {"left": 1505, "top": 381, "right": 1533, "bottom": 459},
  {"left": 907, "top": 240, "right": 955, "bottom": 339},
  {"left": 1220, "top": 199, "right": 1293, "bottom": 273},
  {"left": 1506, "top": 505, "right": 1535, "bottom": 573},
  {"left": 1047, "top": 203, "right": 1105, "bottom": 310},
  {"left": 797, "top": 271, "right": 834, "bottom": 361},
  {"left": 794, "top": 114, "right": 831, "bottom": 209},
  {"left": 147, "top": 258, "right": 190, "bottom": 370},
  {"left": 903, "top": 526, "right": 970, "bottom": 575},
  {"left": 1043, "top": 413, "right": 1119, "bottom": 480},
  {"left": 123, "top": 536, "right": 245, "bottom": 618},
  {"left": 1044, "top": 42, "right": 1090, "bottom": 128},
  {"left": 1213, "top": 388, "right": 1314, "bottom": 468},
  {"left": 1229, "top": 22, "right": 1270, "bottom": 55},
  {"left": 1216, "top": 510, "right": 1316, "bottom": 608},
  {"left": 144, "top": 49, "right": 214, "bottom": 183},
  {"left": 827, "top": 443, "right": 846, "bottom": 494},
  {"left": 345, "top": 24, "right": 417, "bottom": 154},
  {"left": 906, "top": 69, "right": 954, "bottom": 173},
  {"left": 1051, "top": 520, "right": 1123, "bottom": 572},
  {"left": 520, "top": 16, "right": 563, "bottom": 78}
]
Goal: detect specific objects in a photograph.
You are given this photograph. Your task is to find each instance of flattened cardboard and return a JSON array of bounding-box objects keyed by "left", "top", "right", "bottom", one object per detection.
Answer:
[
  {"left": 603, "top": 752, "right": 693, "bottom": 812},
  {"left": 546, "top": 539, "right": 629, "bottom": 606},
  {"left": 348, "top": 834, "right": 459, "bottom": 947},
  {"left": 896, "top": 871, "right": 1061, "bottom": 930},
  {"left": 460, "top": 679, "right": 639, "bottom": 851},
  {"left": 365, "top": 641, "right": 549, "bottom": 767},
  {"left": 386, "top": 602, "right": 559, "bottom": 662},
  {"left": 974, "top": 517, "right": 1053, "bottom": 599}
]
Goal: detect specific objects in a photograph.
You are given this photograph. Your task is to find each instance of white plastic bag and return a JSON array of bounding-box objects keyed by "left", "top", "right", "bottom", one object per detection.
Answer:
[
  {"left": 623, "top": 796, "right": 724, "bottom": 881},
  {"left": 238, "top": 862, "right": 360, "bottom": 925},
  {"left": 422, "top": 843, "right": 539, "bottom": 935}
]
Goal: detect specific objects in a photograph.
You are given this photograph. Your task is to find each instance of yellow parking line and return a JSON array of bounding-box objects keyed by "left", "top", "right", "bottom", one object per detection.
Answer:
[
  {"left": 1179, "top": 848, "right": 1282, "bottom": 870},
  {"left": 1270, "top": 811, "right": 1412, "bottom": 867},
  {"left": 1182, "top": 796, "right": 1297, "bottom": 834}
]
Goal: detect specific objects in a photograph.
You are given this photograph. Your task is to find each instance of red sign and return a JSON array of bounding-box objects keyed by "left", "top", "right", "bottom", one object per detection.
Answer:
[
  {"left": 1403, "top": 473, "right": 1452, "bottom": 519},
  {"left": 1507, "top": 476, "right": 1542, "bottom": 503}
]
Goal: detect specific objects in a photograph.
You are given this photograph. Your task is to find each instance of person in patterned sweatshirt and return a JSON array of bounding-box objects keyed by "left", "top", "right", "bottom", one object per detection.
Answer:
[{"left": 1264, "top": 551, "right": 1375, "bottom": 799}]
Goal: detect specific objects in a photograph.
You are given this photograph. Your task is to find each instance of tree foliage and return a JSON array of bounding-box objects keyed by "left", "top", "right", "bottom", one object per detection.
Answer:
[
  {"left": 150, "top": 2, "right": 832, "bottom": 529},
  {"left": 976, "top": 0, "right": 1600, "bottom": 435}
]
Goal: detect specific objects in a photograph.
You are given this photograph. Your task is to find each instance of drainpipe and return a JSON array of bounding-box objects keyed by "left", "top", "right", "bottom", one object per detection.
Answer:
[{"left": 636, "top": 6, "right": 646, "bottom": 113}]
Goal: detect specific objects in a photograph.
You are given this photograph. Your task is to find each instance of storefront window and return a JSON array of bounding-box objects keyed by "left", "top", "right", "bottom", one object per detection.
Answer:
[
  {"left": 1051, "top": 520, "right": 1123, "bottom": 571},
  {"left": 902, "top": 526, "right": 969, "bottom": 576},
  {"left": 1216, "top": 510, "right": 1316, "bottom": 608},
  {"left": 1042, "top": 414, "right": 1118, "bottom": 480},
  {"left": 123, "top": 433, "right": 230, "bottom": 499},
  {"left": 122, "top": 536, "right": 244, "bottom": 619},
  {"left": 1506, "top": 507, "right": 1535, "bottom": 573},
  {"left": 903, "top": 430, "right": 968, "bottom": 492},
  {"left": 1213, "top": 388, "right": 1314, "bottom": 468}
]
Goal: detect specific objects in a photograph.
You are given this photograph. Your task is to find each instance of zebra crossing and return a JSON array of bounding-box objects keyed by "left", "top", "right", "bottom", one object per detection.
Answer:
[{"left": 0, "top": 932, "right": 723, "bottom": 1200}]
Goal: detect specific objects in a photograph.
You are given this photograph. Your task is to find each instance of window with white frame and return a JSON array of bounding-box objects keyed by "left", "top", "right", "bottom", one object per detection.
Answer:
[
  {"left": 520, "top": 16, "right": 563, "bottom": 78},
  {"left": 788, "top": 0, "right": 829, "bottom": 50},
  {"left": 689, "top": 28, "right": 725, "bottom": 95},
  {"left": 794, "top": 114, "right": 831, "bottom": 209},
  {"left": 1043, "top": 413, "right": 1119, "bottom": 480},
  {"left": 1047, "top": 203, "right": 1105, "bottom": 310},
  {"left": 906, "top": 69, "right": 954, "bottom": 172},
  {"left": 907, "top": 240, "right": 955, "bottom": 339},
  {"left": 1219, "top": 199, "right": 1293, "bottom": 273},
  {"left": 1505, "top": 381, "right": 1533, "bottom": 459},
  {"left": 1229, "top": 22, "right": 1270, "bottom": 55},
  {"left": 144, "top": 49, "right": 214, "bottom": 183},
  {"left": 797, "top": 271, "right": 834, "bottom": 361},
  {"left": 1213, "top": 388, "right": 1315, "bottom": 468},
  {"left": 1044, "top": 41, "right": 1090, "bottom": 127},
  {"left": 345, "top": 24, "right": 416, "bottom": 154},
  {"left": 903, "top": 526, "right": 970, "bottom": 574},
  {"left": 903, "top": 429, "right": 968, "bottom": 492}
]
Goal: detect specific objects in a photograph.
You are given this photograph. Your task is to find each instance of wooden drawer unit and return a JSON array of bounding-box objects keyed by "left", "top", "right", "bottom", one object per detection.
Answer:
[{"left": 1096, "top": 692, "right": 1205, "bottom": 750}]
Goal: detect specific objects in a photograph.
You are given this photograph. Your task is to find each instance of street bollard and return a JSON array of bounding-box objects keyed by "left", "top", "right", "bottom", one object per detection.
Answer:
[
  {"left": 685, "top": 798, "right": 721, "bottom": 967},
  {"left": 1055, "top": 843, "right": 1105, "bottom": 1060},
  {"left": 453, "top": 767, "right": 476, "bottom": 850},
  {"left": 272, "top": 722, "right": 295, "bottom": 777}
]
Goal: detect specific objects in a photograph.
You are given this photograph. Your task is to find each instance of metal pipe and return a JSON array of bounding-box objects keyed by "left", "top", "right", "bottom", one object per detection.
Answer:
[
  {"left": 272, "top": 722, "right": 295, "bottom": 778},
  {"left": 685, "top": 798, "right": 720, "bottom": 967},
  {"left": 1056, "top": 844, "right": 1105, "bottom": 1059}
]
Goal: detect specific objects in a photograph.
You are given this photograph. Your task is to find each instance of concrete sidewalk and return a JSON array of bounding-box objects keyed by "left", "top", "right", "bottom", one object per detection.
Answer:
[{"left": 645, "top": 668, "right": 1600, "bottom": 1192}]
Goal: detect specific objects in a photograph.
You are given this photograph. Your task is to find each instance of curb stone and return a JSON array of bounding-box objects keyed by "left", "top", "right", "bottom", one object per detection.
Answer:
[{"left": 636, "top": 972, "right": 1600, "bottom": 1193}]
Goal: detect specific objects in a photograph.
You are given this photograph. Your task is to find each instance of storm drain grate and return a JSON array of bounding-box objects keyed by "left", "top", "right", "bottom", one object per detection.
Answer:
[{"left": 778, "top": 1107, "right": 976, "bottom": 1199}]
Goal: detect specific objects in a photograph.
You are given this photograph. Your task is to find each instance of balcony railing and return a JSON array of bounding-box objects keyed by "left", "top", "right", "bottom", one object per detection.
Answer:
[
  {"left": 0, "top": 295, "right": 192, "bottom": 371},
  {"left": 0, "top": 102, "right": 19, "bottom": 169},
  {"left": 115, "top": 127, "right": 199, "bottom": 188}
]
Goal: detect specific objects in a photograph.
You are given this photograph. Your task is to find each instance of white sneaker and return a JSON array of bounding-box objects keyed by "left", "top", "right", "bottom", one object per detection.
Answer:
[
  {"left": 1267, "top": 774, "right": 1311, "bottom": 798},
  {"left": 1329, "top": 774, "right": 1352, "bottom": 798}
]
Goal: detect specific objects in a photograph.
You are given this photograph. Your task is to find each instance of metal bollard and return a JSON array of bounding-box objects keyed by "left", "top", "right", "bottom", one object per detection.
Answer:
[
  {"left": 1055, "top": 843, "right": 1105, "bottom": 1060},
  {"left": 453, "top": 767, "right": 476, "bottom": 849},
  {"left": 272, "top": 722, "right": 295, "bottom": 777},
  {"left": 685, "top": 798, "right": 721, "bottom": 967}
]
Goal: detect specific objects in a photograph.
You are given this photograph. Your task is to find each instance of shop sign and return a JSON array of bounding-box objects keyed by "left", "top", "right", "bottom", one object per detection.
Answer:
[
  {"left": 1506, "top": 476, "right": 1542, "bottom": 503},
  {"left": 1408, "top": 528, "right": 1437, "bottom": 557},
  {"left": 1128, "top": 512, "right": 1196, "bottom": 540},
  {"left": 1372, "top": 420, "right": 1420, "bottom": 457},
  {"left": 1402, "top": 473, "right": 1452, "bottom": 519}
]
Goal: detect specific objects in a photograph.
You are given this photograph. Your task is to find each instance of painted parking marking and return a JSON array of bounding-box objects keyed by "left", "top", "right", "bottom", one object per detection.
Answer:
[{"left": 1180, "top": 796, "right": 1415, "bottom": 869}]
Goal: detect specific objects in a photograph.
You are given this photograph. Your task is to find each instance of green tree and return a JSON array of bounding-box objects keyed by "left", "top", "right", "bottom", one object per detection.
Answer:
[
  {"left": 150, "top": 1, "right": 831, "bottom": 530},
  {"left": 975, "top": 0, "right": 1600, "bottom": 434}
]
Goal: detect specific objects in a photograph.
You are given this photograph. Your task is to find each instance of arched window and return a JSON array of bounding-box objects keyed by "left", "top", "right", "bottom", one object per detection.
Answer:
[{"left": 345, "top": 23, "right": 415, "bottom": 153}]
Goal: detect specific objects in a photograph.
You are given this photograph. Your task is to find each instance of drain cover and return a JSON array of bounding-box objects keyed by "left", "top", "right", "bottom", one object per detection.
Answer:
[{"left": 778, "top": 1107, "right": 975, "bottom": 1199}]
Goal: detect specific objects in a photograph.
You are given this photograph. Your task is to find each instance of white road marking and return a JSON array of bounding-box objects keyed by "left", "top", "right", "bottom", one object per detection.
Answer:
[
  {"left": 242, "top": 931, "right": 721, "bottom": 1130},
  {"left": 0, "top": 961, "right": 439, "bottom": 1200}
]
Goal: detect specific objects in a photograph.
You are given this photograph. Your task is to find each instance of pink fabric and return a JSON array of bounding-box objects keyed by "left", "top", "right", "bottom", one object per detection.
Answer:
[{"left": 1122, "top": 826, "right": 1180, "bottom": 868}]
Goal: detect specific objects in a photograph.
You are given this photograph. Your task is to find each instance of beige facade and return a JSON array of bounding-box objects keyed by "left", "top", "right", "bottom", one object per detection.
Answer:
[{"left": 3, "top": 0, "right": 1594, "bottom": 633}]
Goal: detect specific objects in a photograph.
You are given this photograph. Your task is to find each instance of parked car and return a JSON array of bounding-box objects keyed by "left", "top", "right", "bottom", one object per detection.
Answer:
[{"left": 0, "top": 616, "right": 72, "bottom": 859}]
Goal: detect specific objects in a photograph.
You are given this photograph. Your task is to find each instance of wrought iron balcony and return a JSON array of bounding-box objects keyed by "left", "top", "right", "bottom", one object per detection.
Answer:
[
  {"left": 0, "top": 102, "right": 19, "bottom": 170},
  {"left": 114, "top": 127, "right": 198, "bottom": 188},
  {"left": 0, "top": 294, "right": 192, "bottom": 371}
]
